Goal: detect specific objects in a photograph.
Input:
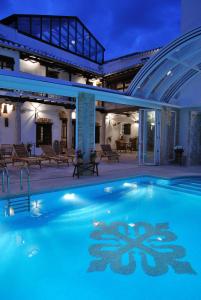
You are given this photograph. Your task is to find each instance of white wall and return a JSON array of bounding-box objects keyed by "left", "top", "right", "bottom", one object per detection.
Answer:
[
  {"left": 0, "top": 103, "right": 16, "bottom": 144},
  {"left": 104, "top": 113, "right": 139, "bottom": 149},
  {"left": 58, "top": 71, "right": 69, "bottom": 81},
  {"left": 181, "top": 0, "right": 201, "bottom": 33},
  {"left": 20, "top": 59, "right": 46, "bottom": 76},
  {"left": 21, "top": 102, "right": 67, "bottom": 154},
  {"left": 71, "top": 74, "right": 87, "bottom": 84}
]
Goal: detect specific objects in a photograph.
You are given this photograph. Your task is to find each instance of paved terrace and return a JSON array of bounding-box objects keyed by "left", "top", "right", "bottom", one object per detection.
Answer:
[{"left": 0, "top": 153, "right": 201, "bottom": 198}]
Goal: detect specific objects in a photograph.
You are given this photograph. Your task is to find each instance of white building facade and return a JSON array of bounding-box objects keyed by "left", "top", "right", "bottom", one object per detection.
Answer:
[{"left": 0, "top": 3, "right": 200, "bottom": 166}]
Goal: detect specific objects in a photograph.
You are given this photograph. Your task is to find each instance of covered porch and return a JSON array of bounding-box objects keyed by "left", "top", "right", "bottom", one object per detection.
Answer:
[{"left": 0, "top": 69, "right": 179, "bottom": 166}]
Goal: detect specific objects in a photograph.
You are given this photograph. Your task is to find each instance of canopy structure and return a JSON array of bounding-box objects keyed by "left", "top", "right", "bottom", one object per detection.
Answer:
[
  {"left": 0, "top": 69, "right": 179, "bottom": 109},
  {"left": 127, "top": 26, "right": 201, "bottom": 107}
]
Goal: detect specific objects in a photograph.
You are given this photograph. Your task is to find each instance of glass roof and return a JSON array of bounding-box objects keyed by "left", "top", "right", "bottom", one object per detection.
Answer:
[{"left": 1, "top": 14, "right": 105, "bottom": 64}]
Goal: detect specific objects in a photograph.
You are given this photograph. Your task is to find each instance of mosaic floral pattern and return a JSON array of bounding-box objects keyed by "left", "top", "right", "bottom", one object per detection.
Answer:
[{"left": 88, "top": 222, "right": 196, "bottom": 276}]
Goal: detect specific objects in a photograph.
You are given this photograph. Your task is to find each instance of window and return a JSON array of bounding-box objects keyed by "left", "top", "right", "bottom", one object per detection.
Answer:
[
  {"left": 61, "top": 119, "right": 67, "bottom": 147},
  {"left": 123, "top": 123, "right": 131, "bottom": 135},
  {"left": 90, "top": 37, "right": 97, "bottom": 61},
  {"left": 42, "top": 17, "right": 50, "bottom": 42},
  {"left": 69, "top": 19, "right": 76, "bottom": 52},
  {"left": 51, "top": 18, "right": 60, "bottom": 46},
  {"left": 4, "top": 15, "right": 105, "bottom": 64},
  {"left": 18, "top": 17, "right": 30, "bottom": 34},
  {"left": 61, "top": 18, "right": 68, "bottom": 49},
  {"left": 77, "top": 21, "right": 83, "bottom": 55},
  {"left": 95, "top": 123, "right": 100, "bottom": 144},
  {"left": 36, "top": 123, "right": 52, "bottom": 147},
  {"left": 84, "top": 29, "right": 90, "bottom": 58},
  {"left": 0, "top": 55, "right": 14, "bottom": 70},
  {"left": 46, "top": 69, "right": 59, "bottom": 79},
  {"left": 31, "top": 17, "right": 41, "bottom": 39}
]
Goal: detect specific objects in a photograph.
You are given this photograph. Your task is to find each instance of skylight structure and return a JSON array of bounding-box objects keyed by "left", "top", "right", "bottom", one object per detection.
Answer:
[{"left": 1, "top": 14, "right": 105, "bottom": 64}]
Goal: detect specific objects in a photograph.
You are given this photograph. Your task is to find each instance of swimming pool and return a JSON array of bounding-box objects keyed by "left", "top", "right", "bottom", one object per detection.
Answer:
[{"left": 0, "top": 176, "right": 200, "bottom": 300}]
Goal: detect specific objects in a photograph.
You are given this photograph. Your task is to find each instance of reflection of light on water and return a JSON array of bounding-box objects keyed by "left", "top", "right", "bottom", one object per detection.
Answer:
[
  {"left": 93, "top": 221, "right": 101, "bottom": 227},
  {"left": 107, "top": 210, "right": 111, "bottom": 214},
  {"left": 16, "top": 234, "right": 25, "bottom": 246},
  {"left": 93, "top": 221, "right": 105, "bottom": 227},
  {"left": 104, "top": 187, "right": 113, "bottom": 193},
  {"left": 123, "top": 182, "right": 138, "bottom": 189},
  {"left": 31, "top": 200, "right": 42, "bottom": 217},
  {"left": 28, "top": 247, "right": 39, "bottom": 258},
  {"left": 147, "top": 185, "right": 153, "bottom": 197},
  {"left": 62, "top": 193, "right": 85, "bottom": 204},
  {"left": 9, "top": 207, "right": 15, "bottom": 216},
  {"left": 128, "top": 223, "right": 136, "bottom": 227},
  {"left": 32, "top": 200, "right": 41, "bottom": 209},
  {"left": 157, "top": 237, "right": 163, "bottom": 241}
]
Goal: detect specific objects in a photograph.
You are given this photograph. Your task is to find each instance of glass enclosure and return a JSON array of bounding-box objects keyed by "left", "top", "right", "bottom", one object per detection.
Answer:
[
  {"left": 139, "top": 109, "right": 161, "bottom": 165},
  {"left": 2, "top": 15, "right": 105, "bottom": 64},
  {"left": 143, "top": 110, "right": 156, "bottom": 164},
  {"left": 167, "top": 111, "right": 176, "bottom": 161}
]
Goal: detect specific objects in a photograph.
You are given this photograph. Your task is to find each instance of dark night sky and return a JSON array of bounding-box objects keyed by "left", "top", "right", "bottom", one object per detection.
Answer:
[{"left": 0, "top": 0, "right": 180, "bottom": 60}]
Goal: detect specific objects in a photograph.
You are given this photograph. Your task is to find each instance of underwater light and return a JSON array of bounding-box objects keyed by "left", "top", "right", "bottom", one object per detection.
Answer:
[
  {"left": 123, "top": 182, "right": 138, "bottom": 188},
  {"left": 9, "top": 207, "right": 15, "bottom": 216},
  {"left": 63, "top": 193, "right": 76, "bottom": 201},
  {"left": 104, "top": 187, "right": 113, "bottom": 193},
  {"left": 32, "top": 200, "right": 41, "bottom": 209},
  {"left": 93, "top": 221, "right": 101, "bottom": 227},
  {"left": 128, "top": 223, "right": 136, "bottom": 227}
]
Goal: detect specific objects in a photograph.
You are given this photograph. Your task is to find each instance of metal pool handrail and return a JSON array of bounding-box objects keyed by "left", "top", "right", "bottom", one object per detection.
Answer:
[
  {"left": 20, "top": 166, "right": 31, "bottom": 200},
  {"left": 1, "top": 167, "right": 10, "bottom": 193}
]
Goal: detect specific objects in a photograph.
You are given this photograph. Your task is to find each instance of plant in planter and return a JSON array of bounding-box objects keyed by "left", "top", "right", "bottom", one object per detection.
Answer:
[
  {"left": 174, "top": 145, "right": 184, "bottom": 165},
  {"left": 75, "top": 149, "right": 84, "bottom": 164},
  {"left": 90, "top": 150, "right": 97, "bottom": 163},
  {"left": 26, "top": 143, "right": 33, "bottom": 156}
]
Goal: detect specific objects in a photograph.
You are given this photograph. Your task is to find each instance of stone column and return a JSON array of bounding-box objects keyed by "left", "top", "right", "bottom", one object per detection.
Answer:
[
  {"left": 15, "top": 102, "right": 22, "bottom": 144},
  {"left": 76, "top": 92, "right": 95, "bottom": 162},
  {"left": 101, "top": 113, "right": 106, "bottom": 145},
  {"left": 67, "top": 109, "right": 72, "bottom": 150}
]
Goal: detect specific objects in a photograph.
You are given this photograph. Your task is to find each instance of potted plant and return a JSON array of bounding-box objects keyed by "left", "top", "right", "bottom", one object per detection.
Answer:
[
  {"left": 26, "top": 142, "right": 33, "bottom": 156},
  {"left": 75, "top": 149, "right": 84, "bottom": 164},
  {"left": 90, "top": 149, "right": 97, "bottom": 163},
  {"left": 174, "top": 145, "right": 184, "bottom": 165}
]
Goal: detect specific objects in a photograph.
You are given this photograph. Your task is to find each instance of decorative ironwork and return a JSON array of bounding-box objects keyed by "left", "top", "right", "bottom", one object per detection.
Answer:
[{"left": 88, "top": 222, "right": 196, "bottom": 276}]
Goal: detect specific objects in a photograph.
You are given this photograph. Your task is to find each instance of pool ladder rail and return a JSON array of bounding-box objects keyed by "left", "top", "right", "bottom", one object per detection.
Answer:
[
  {"left": 1, "top": 167, "right": 31, "bottom": 217},
  {"left": 1, "top": 166, "right": 10, "bottom": 193}
]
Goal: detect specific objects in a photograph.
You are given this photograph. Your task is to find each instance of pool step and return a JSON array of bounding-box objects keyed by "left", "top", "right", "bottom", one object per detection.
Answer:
[
  {"left": 169, "top": 179, "right": 201, "bottom": 196},
  {"left": 5, "top": 196, "right": 31, "bottom": 216},
  {"left": 176, "top": 183, "right": 201, "bottom": 192}
]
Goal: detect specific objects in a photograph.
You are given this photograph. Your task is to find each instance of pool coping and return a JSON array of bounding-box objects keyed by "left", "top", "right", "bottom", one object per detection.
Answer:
[{"left": 1, "top": 173, "right": 201, "bottom": 201}]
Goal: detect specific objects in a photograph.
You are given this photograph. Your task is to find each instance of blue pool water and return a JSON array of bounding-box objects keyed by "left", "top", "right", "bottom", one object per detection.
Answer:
[{"left": 0, "top": 176, "right": 201, "bottom": 300}]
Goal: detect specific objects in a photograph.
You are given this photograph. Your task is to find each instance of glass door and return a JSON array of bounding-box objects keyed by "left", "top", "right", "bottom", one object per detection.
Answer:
[{"left": 138, "top": 109, "right": 161, "bottom": 165}]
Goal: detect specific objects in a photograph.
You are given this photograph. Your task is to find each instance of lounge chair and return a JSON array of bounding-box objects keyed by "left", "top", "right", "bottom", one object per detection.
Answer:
[
  {"left": 100, "top": 144, "right": 120, "bottom": 162},
  {"left": 0, "top": 144, "right": 13, "bottom": 164},
  {"left": 41, "top": 145, "right": 69, "bottom": 166},
  {"left": 0, "top": 153, "right": 6, "bottom": 168},
  {"left": 13, "top": 144, "right": 43, "bottom": 168}
]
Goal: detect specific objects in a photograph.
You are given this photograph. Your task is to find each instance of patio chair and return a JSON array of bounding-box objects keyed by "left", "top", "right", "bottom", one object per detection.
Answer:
[
  {"left": 40, "top": 145, "right": 69, "bottom": 166},
  {"left": 115, "top": 140, "right": 127, "bottom": 152},
  {"left": 100, "top": 144, "right": 120, "bottom": 162},
  {"left": 13, "top": 144, "right": 43, "bottom": 168}
]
